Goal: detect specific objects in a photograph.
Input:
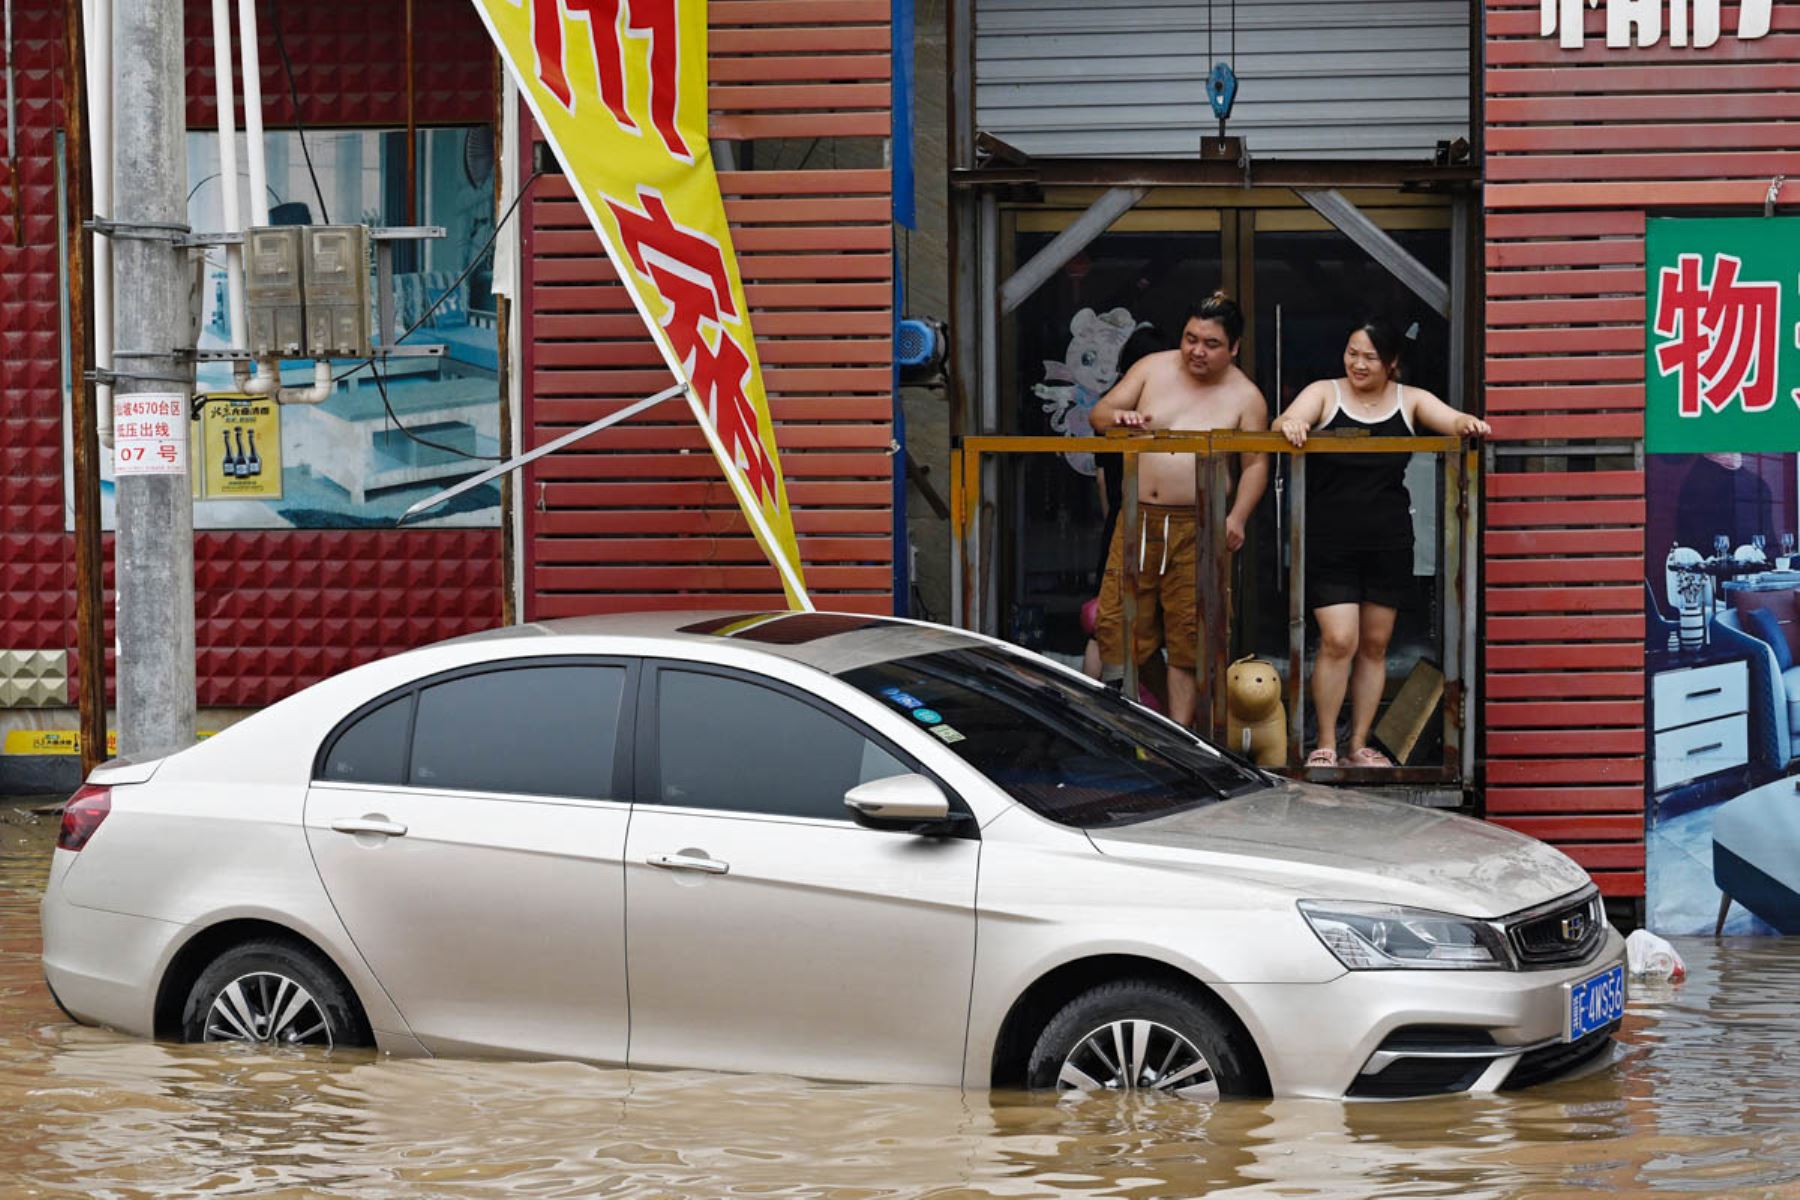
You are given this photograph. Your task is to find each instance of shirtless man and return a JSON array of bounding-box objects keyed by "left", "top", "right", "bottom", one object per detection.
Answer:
[{"left": 1088, "top": 292, "right": 1269, "bottom": 727}]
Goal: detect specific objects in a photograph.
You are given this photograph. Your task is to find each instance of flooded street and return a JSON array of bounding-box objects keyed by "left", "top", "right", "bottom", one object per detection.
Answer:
[{"left": 4, "top": 802, "right": 1799, "bottom": 1199}]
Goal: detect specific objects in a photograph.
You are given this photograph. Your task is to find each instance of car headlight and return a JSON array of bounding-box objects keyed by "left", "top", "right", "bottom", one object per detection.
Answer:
[{"left": 1298, "top": 900, "right": 1509, "bottom": 970}]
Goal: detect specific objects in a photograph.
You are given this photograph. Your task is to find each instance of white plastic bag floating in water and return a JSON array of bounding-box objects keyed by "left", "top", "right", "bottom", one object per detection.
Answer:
[{"left": 1625, "top": 928, "right": 1686, "bottom": 982}]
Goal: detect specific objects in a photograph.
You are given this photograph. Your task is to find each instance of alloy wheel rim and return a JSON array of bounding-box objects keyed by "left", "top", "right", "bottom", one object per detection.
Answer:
[
  {"left": 203, "top": 971, "right": 333, "bottom": 1047},
  {"left": 1057, "top": 1018, "right": 1219, "bottom": 1102}
]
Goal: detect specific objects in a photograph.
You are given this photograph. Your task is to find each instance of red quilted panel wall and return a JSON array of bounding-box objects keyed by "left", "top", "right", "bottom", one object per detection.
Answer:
[
  {"left": 0, "top": 0, "right": 502, "bottom": 712},
  {"left": 193, "top": 531, "right": 499, "bottom": 707},
  {"left": 184, "top": 0, "right": 495, "bottom": 129},
  {"left": 0, "top": 1, "right": 71, "bottom": 669}
]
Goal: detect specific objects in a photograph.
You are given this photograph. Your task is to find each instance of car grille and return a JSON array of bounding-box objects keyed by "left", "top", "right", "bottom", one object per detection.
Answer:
[
  {"left": 1505, "top": 890, "right": 1605, "bottom": 967},
  {"left": 1347, "top": 1056, "right": 1490, "bottom": 1099},
  {"left": 1347, "top": 1027, "right": 1500, "bottom": 1099},
  {"left": 1501, "top": 1022, "right": 1618, "bottom": 1090}
]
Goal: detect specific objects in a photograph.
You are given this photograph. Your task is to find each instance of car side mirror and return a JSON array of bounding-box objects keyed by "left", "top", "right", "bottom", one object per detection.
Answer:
[{"left": 844, "top": 773, "right": 960, "bottom": 833}]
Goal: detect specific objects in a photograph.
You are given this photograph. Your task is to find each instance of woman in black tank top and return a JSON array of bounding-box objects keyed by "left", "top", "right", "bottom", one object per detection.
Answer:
[{"left": 1274, "top": 320, "right": 1491, "bottom": 770}]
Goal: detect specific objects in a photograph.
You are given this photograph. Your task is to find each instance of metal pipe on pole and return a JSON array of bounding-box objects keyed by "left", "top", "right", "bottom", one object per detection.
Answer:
[
  {"left": 236, "top": 0, "right": 266, "bottom": 225},
  {"left": 112, "top": 0, "right": 196, "bottom": 760},
  {"left": 209, "top": 0, "right": 247, "bottom": 382}
]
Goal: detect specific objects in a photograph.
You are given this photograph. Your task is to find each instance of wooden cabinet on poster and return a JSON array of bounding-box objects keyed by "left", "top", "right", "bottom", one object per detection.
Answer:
[{"left": 1651, "top": 658, "right": 1749, "bottom": 793}]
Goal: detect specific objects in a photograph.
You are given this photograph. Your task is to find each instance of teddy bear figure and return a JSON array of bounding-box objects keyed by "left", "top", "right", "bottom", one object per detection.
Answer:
[{"left": 1225, "top": 655, "right": 1287, "bottom": 767}]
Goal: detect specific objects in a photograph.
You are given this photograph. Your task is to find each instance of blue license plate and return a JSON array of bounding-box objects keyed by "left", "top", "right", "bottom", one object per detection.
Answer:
[{"left": 1567, "top": 963, "right": 1626, "bottom": 1041}]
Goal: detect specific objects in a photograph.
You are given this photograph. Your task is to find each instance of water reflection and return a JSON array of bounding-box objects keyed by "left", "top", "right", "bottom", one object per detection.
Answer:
[{"left": 4, "top": 803, "right": 1799, "bottom": 1197}]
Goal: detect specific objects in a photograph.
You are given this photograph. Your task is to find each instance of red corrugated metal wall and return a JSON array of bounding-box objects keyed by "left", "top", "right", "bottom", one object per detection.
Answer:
[
  {"left": 1482, "top": 0, "right": 1800, "bottom": 898},
  {"left": 0, "top": 1, "right": 503, "bottom": 714},
  {"left": 521, "top": 0, "right": 896, "bottom": 617}
]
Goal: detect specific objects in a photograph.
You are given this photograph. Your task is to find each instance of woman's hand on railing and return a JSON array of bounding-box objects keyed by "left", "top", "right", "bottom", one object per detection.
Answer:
[
  {"left": 1111, "top": 410, "right": 1151, "bottom": 430},
  {"left": 1452, "top": 414, "right": 1493, "bottom": 439},
  {"left": 1275, "top": 414, "right": 1311, "bottom": 448}
]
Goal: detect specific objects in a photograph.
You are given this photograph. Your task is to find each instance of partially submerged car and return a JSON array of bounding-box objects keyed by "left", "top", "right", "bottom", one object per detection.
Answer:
[{"left": 42, "top": 612, "right": 1624, "bottom": 1099}]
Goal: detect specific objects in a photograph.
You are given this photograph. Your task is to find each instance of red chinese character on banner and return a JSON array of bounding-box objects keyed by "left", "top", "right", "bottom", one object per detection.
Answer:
[
  {"left": 530, "top": 0, "right": 688, "bottom": 160},
  {"left": 1654, "top": 252, "right": 1783, "bottom": 417},
  {"left": 157, "top": 444, "right": 177, "bottom": 463},
  {"left": 606, "top": 187, "right": 775, "bottom": 504}
]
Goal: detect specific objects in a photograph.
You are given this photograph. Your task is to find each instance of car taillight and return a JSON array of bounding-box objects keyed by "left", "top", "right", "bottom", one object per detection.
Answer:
[{"left": 57, "top": 784, "right": 112, "bottom": 851}]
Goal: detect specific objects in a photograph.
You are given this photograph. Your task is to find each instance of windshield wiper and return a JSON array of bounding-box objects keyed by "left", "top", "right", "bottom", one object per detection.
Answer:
[{"left": 1083, "top": 683, "right": 1273, "bottom": 789}]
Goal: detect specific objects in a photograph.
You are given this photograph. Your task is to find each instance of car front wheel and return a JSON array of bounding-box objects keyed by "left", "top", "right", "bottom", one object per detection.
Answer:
[
  {"left": 1024, "top": 980, "right": 1258, "bottom": 1102},
  {"left": 179, "top": 938, "right": 372, "bottom": 1049}
]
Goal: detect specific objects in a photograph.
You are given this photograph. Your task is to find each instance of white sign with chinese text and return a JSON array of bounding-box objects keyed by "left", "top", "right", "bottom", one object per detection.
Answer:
[
  {"left": 1541, "top": 0, "right": 1772, "bottom": 49},
  {"left": 112, "top": 392, "right": 189, "bottom": 477}
]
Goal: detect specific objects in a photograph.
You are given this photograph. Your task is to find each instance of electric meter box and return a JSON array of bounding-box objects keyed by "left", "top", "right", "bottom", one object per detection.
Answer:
[
  {"left": 245, "top": 226, "right": 305, "bottom": 357},
  {"left": 302, "top": 225, "right": 372, "bottom": 358}
]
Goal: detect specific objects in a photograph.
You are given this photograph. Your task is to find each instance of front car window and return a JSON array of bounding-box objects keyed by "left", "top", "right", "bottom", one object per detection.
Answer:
[
  {"left": 838, "top": 645, "right": 1267, "bottom": 828},
  {"left": 654, "top": 669, "right": 910, "bottom": 820}
]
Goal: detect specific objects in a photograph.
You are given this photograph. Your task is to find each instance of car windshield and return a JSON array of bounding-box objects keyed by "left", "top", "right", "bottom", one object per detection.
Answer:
[{"left": 837, "top": 644, "right": 1270, "bottom": 828}]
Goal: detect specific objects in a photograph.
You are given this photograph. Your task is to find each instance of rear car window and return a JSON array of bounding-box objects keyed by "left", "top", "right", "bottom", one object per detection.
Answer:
[
  {"left": 320, "top": 695, "right": 412, "bottom": 785},
  {"left": 406, "top": 665, "right": 628, "bottom": 799}
]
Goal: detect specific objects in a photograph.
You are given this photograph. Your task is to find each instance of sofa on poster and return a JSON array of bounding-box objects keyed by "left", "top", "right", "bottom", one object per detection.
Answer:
[{"left": 1645, "top": 452, "right": 1797, "bottom": 935}]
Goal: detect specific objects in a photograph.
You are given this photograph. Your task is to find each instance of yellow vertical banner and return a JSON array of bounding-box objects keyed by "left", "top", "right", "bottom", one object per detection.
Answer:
[{"left": 471, "top": 0, "right": 811, "bottom": 609}]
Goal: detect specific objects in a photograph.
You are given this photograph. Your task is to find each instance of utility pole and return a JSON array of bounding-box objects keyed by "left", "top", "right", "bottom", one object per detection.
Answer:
[{"left": 111, "top": 0, "right": 196, "bottom": 759}]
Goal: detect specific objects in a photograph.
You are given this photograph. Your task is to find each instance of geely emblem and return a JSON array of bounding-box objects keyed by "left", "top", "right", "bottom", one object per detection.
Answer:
[{"left": 1561, "top": 914, "right": 1587, "bottom": 942}]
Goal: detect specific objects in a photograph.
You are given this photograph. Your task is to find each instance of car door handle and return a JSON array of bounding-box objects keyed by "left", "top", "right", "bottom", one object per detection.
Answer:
[
  {"left": 330, "top": 817, "right": 409, "bottom": 838},
  {"left": 646, "top": 852, "right": 729, "bottom": 875}
]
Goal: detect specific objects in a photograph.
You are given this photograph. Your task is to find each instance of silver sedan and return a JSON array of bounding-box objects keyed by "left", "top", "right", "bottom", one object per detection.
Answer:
[{"left": 41, "top": 612, "right": 1625, "bottom": 1100}]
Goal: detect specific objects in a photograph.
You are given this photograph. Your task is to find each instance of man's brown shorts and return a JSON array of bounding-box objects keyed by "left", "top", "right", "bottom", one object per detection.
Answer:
[{"left": 1095, "top": 504, "right": 1198, "bottom": 672}]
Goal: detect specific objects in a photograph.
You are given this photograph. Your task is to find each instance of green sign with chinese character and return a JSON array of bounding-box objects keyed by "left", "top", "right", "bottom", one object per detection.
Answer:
[{"left": 1646, "top": 216, "right": 1800, "bottom": 453}]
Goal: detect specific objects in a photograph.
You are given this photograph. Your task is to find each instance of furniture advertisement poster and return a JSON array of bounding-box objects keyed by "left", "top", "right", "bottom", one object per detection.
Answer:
[{"left": 1645, "top": 216, "right": 1800, "bottom": 936}]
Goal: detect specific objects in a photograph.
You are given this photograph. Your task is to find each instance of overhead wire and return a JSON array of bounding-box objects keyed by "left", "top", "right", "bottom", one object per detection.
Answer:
[
  {"left": 338, "top": 169, "right": 544, "bottom": 385},
  {"left": 269, "top": 0, "right": 328, "bottom": 223},
  {"left": 341, "top": 169, "right": 544, "bottom": 463}
]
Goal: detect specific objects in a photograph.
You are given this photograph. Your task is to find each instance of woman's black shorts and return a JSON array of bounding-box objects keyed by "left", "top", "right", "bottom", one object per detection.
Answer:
[{"left": 1307, "top": 541, "right": 1414, "bottom": 612}]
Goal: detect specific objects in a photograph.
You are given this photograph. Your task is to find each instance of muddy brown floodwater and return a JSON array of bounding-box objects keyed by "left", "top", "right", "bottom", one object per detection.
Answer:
[{"left": 3, "top": 803, "right": 1799, "bottom": 1199}]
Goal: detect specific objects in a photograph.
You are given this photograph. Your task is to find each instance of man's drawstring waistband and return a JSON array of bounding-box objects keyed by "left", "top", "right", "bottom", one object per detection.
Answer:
[{"left": 1136, "top": 511, "right": 1173, "bottom": 578}]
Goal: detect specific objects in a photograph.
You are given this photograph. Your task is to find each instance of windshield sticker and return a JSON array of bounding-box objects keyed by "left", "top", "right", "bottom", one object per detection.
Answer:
[
  {"left": 929, "top": 724, "right": 965, "bottom": 744},
  {"left": 912, "top": 708, "right": 943, "bottom": 725},
  {"left": 881, "top": 687, "right": 925, "bottom": 709}
]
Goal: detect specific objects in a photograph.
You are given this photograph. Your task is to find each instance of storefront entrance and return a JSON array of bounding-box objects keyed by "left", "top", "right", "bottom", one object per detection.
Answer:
[{"left": 973, "top": 189, "right": 1468, "bottom": 784}]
